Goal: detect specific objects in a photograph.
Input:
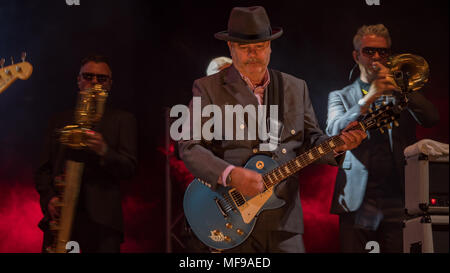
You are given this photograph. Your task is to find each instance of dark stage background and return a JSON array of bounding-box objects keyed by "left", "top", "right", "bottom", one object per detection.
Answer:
[{"left": 0, "top": 0, "right": 448, "bottom": 252}]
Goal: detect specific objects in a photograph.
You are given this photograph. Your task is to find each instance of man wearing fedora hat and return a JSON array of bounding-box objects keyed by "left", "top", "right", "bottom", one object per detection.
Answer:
[{"left": 179, "top": 6, "right": 366, "bottom": 252}]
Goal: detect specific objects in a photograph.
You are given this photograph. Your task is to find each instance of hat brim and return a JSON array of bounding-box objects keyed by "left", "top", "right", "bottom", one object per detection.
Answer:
[{"left": 214, "top": 27, "right": 283, "bottom": 43}]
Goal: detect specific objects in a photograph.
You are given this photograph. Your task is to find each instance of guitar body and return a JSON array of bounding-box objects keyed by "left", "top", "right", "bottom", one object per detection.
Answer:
[{"left": 183, "top": 154, "right": 285, "bottom": 250}]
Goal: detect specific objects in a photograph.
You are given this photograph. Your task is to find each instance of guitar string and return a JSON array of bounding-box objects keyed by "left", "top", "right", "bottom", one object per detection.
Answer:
[
  {"left": 221, "top": 115, "right": 387, "bottom": 207},
  {"left": 204, "top": 112, "right": 389, "bottom": 216},
  {"left": 228, "top": 128, "right": 355, "bottom": 205},
  {"left": 262, "top": 135, "right": 344, "bottom": 187}
]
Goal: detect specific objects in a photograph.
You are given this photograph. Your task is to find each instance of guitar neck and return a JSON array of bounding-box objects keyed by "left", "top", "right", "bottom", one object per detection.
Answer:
[
  {"left": 0, "top": 76, "right": 18, "bottom": 94},
  {"left": 262, "top": 122, "right": 364, "bottom": 188}
]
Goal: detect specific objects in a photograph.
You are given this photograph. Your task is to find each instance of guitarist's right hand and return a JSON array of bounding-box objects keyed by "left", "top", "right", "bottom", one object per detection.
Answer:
[{"left": 229, "top": 167, "right": 265, "bottom": 197}]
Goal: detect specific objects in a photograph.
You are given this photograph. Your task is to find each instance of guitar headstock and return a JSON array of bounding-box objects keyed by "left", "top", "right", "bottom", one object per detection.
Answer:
[
  {"left": 361, "top": 101, "right": 404, "bottom": 133},
  {"left": 0, "top": 53, "right": 33, "bottom": 94}
]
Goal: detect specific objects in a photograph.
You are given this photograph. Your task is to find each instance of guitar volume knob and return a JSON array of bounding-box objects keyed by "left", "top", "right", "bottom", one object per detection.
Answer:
[{"left": 212, "top": 230, "right": 220, "bottom": 236}]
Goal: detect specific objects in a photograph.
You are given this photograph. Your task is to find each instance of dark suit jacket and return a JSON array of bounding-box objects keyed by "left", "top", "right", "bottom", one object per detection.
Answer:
[
  {"left": 34, "top": 107, "right": 137, "bottom": 232},
  {"left": 179, "top": 65, "right": 343, "bottom": 234},
  {"left": 326, "top": 80, "right": 439, "bottom": 214}
]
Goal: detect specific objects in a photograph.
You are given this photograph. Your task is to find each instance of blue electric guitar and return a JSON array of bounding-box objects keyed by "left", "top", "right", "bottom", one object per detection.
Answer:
[{"left": 183, "top": 101, "right": 403, "bottom": 250}]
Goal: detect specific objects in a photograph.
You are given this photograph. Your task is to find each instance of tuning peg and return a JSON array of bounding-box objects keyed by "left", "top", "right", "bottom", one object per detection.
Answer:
[
  {"left": 386, "top": 124, "right": 392, "bottom": 129},
  {"left": 368, "top": 108, "right": 373, "bottom": 113},
  {"left": 3, "top": 58, "right": 11, "bottom": 75},
  {"left": 394, "top": 121, "right": 399, "bottom": 127},
  {"left": 379, "top": 128, "right": 385, "bottom": 134},
  {"left": 15, "top": 54, "right": 24, "bottom": 72}
]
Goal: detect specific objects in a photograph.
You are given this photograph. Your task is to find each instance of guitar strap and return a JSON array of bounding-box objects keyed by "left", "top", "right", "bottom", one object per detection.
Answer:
[
  {"left": 266, "top": 69, "right": 284, "bottom": 123},
  {"left": 263, "top": 69, "right": 284, "bottom": 146}
]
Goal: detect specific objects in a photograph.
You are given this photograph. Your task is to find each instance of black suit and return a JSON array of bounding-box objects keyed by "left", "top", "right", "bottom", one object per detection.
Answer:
[
  {"left": 34, "top": 107, "right": 137, "bottom": 252},
  {"left": 326, "top": 80, "right": 439, "bottom": 252}
]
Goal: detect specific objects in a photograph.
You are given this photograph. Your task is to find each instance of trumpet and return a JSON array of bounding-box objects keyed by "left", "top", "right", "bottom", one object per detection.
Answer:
[{"left": 386, "top": 53, "right": 429, "bottom": 93}]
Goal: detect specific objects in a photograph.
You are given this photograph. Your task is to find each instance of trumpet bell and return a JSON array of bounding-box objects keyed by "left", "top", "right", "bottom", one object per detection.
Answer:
[{"left": 387, "top": 53, "right": 429, "bottom": 92}]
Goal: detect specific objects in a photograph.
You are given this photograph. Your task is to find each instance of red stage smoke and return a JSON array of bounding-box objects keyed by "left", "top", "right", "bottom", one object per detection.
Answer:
[
  {"left": 299, "top": 164, "right": 340, "bottom": 252},
  {"left": 0, "top": 183, "right": 43, "bottom": 253}
]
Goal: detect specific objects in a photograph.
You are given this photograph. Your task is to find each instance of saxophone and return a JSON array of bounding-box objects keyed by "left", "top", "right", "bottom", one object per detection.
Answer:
[{"left": 46, "top": 84, "right": 108, "bottom": 253}]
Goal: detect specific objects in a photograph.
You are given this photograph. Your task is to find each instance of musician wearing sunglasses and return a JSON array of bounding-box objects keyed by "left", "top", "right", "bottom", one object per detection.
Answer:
[
  {"left": 35, "top": 55, "right": 137, "bottom": 252},
  {"left": 326, "top": 24, "right": 439, "bottom": 252}
]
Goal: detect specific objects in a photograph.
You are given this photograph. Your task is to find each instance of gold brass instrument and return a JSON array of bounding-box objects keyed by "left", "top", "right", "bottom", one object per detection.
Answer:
[
  {"left": 386, "top": 53, "right": 429, "bottom": 93},
  {"left": 59, "top": 84, "right": 108, "bottom": 149},
  {"left": 372, "top": 53, "right": 430, "bottom": 134},
  {"left": 47, "top": 84, "right": 108, "bottom": 253}
]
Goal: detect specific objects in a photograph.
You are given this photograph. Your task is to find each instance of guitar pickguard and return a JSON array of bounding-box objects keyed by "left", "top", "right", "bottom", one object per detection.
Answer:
[{"left": 235, "top": 187, "right": 274, "bottom": 224}]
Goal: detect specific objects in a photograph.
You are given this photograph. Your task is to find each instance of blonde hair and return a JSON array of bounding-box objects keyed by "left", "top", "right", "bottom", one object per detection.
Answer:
[{"left": 353, "top": 24, "right": 391, "bottom": 50}]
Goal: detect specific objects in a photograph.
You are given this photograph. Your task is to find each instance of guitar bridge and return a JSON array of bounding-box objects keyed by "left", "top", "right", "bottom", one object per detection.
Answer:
[{"left": 214, "top": 197, "right": 228, "bottom": 218}]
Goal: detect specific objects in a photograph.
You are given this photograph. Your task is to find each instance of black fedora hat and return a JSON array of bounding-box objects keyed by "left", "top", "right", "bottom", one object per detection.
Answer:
[{"left": 214, "top": 6, "right": 283, "bottom": 43}]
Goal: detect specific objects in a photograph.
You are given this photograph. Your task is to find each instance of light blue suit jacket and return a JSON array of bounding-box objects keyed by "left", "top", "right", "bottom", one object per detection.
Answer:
[{"left": 326, "top": 80, "right": 439, "bottom": 214}]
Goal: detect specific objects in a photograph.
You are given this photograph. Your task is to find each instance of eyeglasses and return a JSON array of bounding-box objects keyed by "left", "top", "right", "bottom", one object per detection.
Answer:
[
  {"left": 80, "top": 72, "right": 111, "bottom": 83},
  {"left": 361, "top": 47, "right": 391, "bottom": 58}
]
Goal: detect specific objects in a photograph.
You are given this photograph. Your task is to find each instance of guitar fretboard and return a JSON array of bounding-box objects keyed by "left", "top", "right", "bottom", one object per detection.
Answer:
[
  {"left": 263, "top": 122, "right": 365, "bottom": 188},
  {"left": 227, "top": 122, "right": 365, "bottom": 206},
  {"left": 262, "top": 135, "right": 341, "bottom": 188}
]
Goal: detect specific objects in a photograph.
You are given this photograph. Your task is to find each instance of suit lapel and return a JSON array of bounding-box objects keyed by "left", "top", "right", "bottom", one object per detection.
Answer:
[
  {"left": 222, "top": 65, "right": 259, "bottom": 107},
  {"left": 348, "top": 80, "right": 363, "bottom": 106}
]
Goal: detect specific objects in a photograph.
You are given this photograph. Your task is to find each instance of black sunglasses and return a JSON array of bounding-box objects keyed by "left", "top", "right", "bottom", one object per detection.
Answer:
[
  {"left": 80, "top": 72, "right": 111, "bottom": 83},
  {"left": 361, "top": 47, "right": 391, "bottom": 58}
]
